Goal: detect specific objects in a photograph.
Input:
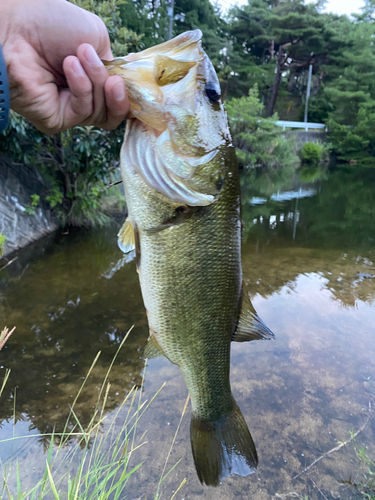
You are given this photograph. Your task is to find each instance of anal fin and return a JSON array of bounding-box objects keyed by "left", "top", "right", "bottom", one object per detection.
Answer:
[
  {"left": 232, "top": 285, "right": 275, "bottom": 342},
  {"left": 144, "top": 333, "right": 165, "bottom": 359},
  {"left": 118, "top": 218, "right": 136, "bottom": 254}
]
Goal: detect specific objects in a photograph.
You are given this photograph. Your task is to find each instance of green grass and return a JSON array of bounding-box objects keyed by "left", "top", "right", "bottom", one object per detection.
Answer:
[
  {"left": 0, "top": 330, "right": 186, "bottom": 500},
  {"left": 352, "top": 441, "right": 375, "bottom": 500}
]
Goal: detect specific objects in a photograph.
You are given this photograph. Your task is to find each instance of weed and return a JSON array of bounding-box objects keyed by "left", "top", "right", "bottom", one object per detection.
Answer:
[{"left": 0, "top": 330, "right": 185, "bottom": 500}]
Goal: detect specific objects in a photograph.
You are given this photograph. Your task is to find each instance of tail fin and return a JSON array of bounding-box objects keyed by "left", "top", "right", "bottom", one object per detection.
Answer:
[{"left": 190, "top": 403, "right": 258, "bottom": 486}]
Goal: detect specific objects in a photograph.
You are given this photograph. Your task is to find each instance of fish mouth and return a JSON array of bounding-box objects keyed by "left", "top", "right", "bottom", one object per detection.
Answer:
[{"left": 103, "top": 30, "right": 206, "bottom": 133}]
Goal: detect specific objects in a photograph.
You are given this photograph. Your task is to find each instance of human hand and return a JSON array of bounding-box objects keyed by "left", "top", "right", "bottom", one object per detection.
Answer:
[{"left": 0, "top": 0, "right": 129, "bottom": 134}]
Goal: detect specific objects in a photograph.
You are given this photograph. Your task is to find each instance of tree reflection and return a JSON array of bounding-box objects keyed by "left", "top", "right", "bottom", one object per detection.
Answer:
[
  {"left": 0, "top": 224, "right": 148, "bottom": 443},
  {"left": 241, "top": 164, "right": 375, "bottom": 307}
]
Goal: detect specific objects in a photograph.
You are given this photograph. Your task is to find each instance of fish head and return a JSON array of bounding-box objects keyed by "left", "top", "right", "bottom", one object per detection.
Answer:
[{"left": 105, "top": 30, "right": 233, "bottom": 206}]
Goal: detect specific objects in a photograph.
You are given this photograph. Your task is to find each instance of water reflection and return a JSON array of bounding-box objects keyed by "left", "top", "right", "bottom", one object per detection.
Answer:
[
  {"left": 0, "top": 225, "right": 148, "bottom": 442},
  {"left": 0, "top": 165, "right": 375, "bottom": 497}
]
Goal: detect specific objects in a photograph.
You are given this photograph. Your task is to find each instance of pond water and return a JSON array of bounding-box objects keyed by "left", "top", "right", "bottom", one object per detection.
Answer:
[{"left": 1, "top": 164, "right": 375, "bottom": 499}]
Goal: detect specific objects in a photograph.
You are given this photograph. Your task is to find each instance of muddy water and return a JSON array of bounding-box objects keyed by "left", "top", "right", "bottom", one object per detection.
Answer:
[{"left": 1, "top": 165, "right": 375, "bottom": 499}]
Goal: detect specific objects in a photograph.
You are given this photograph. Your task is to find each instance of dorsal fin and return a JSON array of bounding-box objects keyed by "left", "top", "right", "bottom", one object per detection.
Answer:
[
  {"left": 118, "top": 218, "right": 136, "bottom": 254},
  {"left": 233, "top": 285, "right": 275, "bottom": 342}
]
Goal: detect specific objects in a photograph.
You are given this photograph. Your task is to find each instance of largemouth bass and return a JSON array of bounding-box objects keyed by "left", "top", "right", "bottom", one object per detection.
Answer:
[{"left": 105, "top": 30, "right": 274, "bottom": 486}]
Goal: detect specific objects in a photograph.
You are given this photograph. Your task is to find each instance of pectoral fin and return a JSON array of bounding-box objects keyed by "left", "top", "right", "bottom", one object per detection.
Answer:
[
  {"left": 118, "top": 218, "right": 136, "bottom": 254},
  {"left": 232, "top": 286, "right": 275, "bottom": 342},
  {"left": 144, "top": 334, "right": 165, "bottom": 359}
]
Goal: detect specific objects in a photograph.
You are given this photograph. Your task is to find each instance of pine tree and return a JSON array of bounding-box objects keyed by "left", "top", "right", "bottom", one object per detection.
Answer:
[
  {"left": 226, "top": 85, "right": 298, "bottom": 168},
  {"left": 326, "top": 21, "right": 375, "bottom": 162}
]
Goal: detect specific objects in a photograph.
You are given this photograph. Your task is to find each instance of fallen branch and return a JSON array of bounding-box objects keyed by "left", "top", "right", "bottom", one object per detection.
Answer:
[
  {"left": 308, "top": 475, "right": 329, "bottom": 500},
  {"left": 103, "top": 180, "right": 123, "bottom": 190},
  {"left": 0, "top": 256, "right": 18, "bottom": 273},
  {"left": 294, "top": 404, "right": 372, "bottom": 480},
  {"left": 0, "top": 326, "right": 16, "bottom": 351}
]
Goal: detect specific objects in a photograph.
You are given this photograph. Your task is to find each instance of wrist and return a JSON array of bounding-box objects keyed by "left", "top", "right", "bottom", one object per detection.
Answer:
[{"left": 0, "top": 43, "right": 10, "bottom": 131}]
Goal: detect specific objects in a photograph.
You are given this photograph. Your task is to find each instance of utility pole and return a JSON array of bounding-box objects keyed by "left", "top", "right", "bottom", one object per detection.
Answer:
[
  {"left": 304, "top": 63, "right": 313, "bottom": 124},
  {"left": 168, "top": 0, "right": 174, "bottom": 40}
]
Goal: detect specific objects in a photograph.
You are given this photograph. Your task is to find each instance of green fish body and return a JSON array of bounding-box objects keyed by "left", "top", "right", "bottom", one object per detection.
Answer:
[{"left": 106, "top": 30, "right": 274, "bottom": 486}]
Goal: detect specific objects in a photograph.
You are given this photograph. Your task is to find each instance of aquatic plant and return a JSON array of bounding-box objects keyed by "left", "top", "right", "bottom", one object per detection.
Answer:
[{"left": 0, "top": 333, "right": 185, "bottom": 500}]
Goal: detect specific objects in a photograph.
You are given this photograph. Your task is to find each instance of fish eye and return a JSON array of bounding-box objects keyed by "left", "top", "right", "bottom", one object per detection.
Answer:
[{"left": 205, "top": 85, "right": 221, "bottom": 103}]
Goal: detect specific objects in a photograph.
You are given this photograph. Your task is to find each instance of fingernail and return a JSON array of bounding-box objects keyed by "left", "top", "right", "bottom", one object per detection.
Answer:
[
  {"left": 85, "top": 45, "right": 103, "bottom": 67},
  {"left": 72, "top": 59, "right": 85, "bottom": 77},
  {"left": 113, "top": 81, "right": 126, "bottom": 101}
]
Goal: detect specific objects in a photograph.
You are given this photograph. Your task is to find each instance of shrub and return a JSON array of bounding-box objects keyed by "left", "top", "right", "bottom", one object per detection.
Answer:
[{"left": 300, "top": 141, "right": 327, "bottom": 164}]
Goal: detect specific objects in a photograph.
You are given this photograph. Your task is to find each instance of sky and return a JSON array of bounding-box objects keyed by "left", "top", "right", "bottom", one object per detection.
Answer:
[
  {"left": 309, "top": 0, "right": 365, "bottom": 16},
  {"left": 217, "top": 0, "right": 366, "bottom": 16}
]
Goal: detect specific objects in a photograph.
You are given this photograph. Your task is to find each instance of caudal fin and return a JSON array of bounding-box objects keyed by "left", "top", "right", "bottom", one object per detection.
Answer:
[{"left": 190, "top": 403, "right": 258, "bottom": 486}]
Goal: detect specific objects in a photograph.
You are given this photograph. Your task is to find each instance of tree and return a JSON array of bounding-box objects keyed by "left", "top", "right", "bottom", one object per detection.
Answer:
[
  {"left": 325, "top": 21, "right": 375, "bottom": 163},
  {"left": 265, "top": 0, "right": 328, "bottom": 116},
  {"left": 226, "top": 85, "right": 298, "bottom": 168},
  {"left": 224, "top": 0, "right": 329, "bottom": 118},
  {"left": 224, "top": 0, "right": 276, "bottom": 101}
]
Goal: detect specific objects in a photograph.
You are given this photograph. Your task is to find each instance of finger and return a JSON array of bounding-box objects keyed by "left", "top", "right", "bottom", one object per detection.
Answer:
[
  {"left": 61, "top": 55, "right": 93, "bottom": 129},
  {"left": 100, "top": 76, "right": 130, "bottom": 130},
  {"left": 77, "top": 44, "right": 108, "bottom": 125}
]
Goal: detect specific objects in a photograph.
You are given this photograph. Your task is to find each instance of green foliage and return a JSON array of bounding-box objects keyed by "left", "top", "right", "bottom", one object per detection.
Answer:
[
  {"left": 1, "top": 113, "right": 126, "bottom": 227},
  {"left": 300, "top": 141, "right": 327, "bottom": 164},
  {"left": 72, "top": 0, "right": 143, "bottom": 56},
  {"left": 225, "top": 0, "right": 330, "bottom": 112},
  {"left": 0, "top": 0, "right": 142, "bottom": 227},
  {"left": 30, "top": 194, "right": 40, "bottom": 207},
  {"left": 328, "top": 108, "right": 375, "bottom": 165},
  {"left": 118, "top": 0, "right": 169, "bottom": 48},
  {"left": 173, "top": 0, "right": 224, "bottom": 63},
  {"left": 24, "top": 194, "right": 41, "bottom": 215},
  {"left": 0, "top": 234, "right": 6, "bottom": 257},
  {"left": 226, "top": 85, "right": 298, "bottom": 169},
  {"left": 324, "top": 21, "right": 375, "bottom": 163}
]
